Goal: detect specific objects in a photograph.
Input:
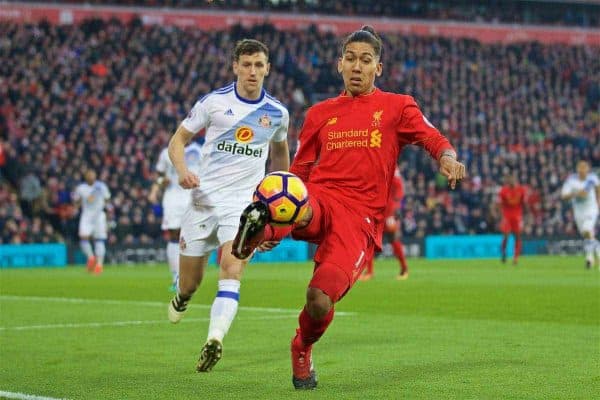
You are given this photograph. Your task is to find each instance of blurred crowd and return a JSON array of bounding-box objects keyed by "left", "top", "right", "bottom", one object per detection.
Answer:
[
  {"left": 1, "top": 19, "right": 598, "bottom": 245},
  {"left": 13, "top": 0, "right": 600, "bottom": 27}
]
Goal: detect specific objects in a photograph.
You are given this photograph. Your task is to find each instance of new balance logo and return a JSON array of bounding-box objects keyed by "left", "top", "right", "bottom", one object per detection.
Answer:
[{"left": 224, "top": 109, "right": 234, "bottom": 116}]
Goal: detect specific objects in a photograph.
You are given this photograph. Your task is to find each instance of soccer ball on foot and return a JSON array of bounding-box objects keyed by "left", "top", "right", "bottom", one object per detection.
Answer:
[{"left": 253, "top": 171, "right": 309, "bottom": 225}]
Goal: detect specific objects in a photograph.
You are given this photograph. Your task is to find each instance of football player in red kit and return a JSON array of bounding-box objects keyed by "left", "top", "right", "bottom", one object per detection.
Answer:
[
  {"left": 498, "top": 174, "right": 526, "bottom": 265},
  {"left": 359, "top": 167, "right": 409, "bottom": 281},
  {"left": 231, "top": 26, "right": 466, "bottom": 389}
]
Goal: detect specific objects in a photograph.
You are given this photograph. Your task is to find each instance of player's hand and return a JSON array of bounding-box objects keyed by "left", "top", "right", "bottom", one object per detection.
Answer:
[
  {"left": 575, "top": 190, "right": 588, "bottom": 199},
  {"left": 148, "top": 190, "right": 158, "bottom": 204},
  {"left": 178, "top": 170, "right": 200, "bottom": 189},
  {"left": 439, "top": 156, "right": 466, "bottom": 190},
  {"left": 87, "top": 195, "right": 95, "bottom": 203},
  {"left": 257, "top": 241, "right": 280, "bottom": 252}
]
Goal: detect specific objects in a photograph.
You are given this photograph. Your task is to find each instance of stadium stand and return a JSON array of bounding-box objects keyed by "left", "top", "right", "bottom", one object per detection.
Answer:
[
  {"left": 1, "top": 17, "right": 598, "bottom": 245},
  {"left": 11, "top": 0, "right": 600, "bottom": 27}
]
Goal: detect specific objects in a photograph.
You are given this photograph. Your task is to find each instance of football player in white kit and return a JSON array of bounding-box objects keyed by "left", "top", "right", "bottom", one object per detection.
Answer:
[
  {"left": 149, "top": 141, "right": 203, "bottom": 291},
  {"left": 561, "top": 160, "right": 600, "bottom": 269},
  {"left": 73, "top": 170, "right": 111, "bottom": 274},
  {"left": 167, "top": 39, "right": 290, "bottom": 372}
]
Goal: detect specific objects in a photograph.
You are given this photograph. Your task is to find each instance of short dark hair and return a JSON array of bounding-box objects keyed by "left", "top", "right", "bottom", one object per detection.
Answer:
[
  {"left": 342, "top": 25, "right": 383, "bottom": 60},
  {"left": 233, "top": 39, "right": 269, "bottom": 62}
]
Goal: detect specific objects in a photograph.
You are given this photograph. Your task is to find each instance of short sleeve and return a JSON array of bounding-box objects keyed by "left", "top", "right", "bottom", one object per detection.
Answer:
[
  {"left": 72, "top": 185, "right": 82, "bottom": 201},
  {"left": 103, "top": 183, "right": 111, "bottom": 200},
  {"left": 560, "top": 178, "right": 572, "bottom": 197},
  {"left": 271, "top": 108, "right": 289, "bottom": 143},
  {"left": 156, "top": 149, "right": 169, "bottom": 174},
  {"left": 181, "top": 98, "right": 210, "bottom": 134}
]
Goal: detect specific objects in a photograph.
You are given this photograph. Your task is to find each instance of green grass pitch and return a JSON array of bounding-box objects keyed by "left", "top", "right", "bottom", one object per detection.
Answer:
[{"left": 1, "top": 256, "right": 598, "bottom": 399}]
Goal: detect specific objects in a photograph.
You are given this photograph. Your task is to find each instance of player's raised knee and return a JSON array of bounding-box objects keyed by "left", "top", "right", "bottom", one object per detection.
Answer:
[{"left": 305, "top": 287, "right": 333, "bottom": 319}]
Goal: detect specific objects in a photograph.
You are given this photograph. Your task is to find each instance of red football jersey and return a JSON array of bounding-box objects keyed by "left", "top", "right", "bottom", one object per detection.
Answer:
[
  {"left": 290, "top": 88, "right": 454, "bottom": 248},
  {"left": 384, "top": 172, "right": 404, "bottom": 218},
  {"left": 499, "top": 185, "right": 526, "bottom": 218}
]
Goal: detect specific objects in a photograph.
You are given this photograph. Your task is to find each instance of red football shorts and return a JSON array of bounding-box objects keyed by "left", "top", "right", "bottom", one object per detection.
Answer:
[
  {"left": 500, "top": 215, "right": 522, "bottom": 234},
  {"left": 291, "top": 184, "right": 375, "bottom": 303}
]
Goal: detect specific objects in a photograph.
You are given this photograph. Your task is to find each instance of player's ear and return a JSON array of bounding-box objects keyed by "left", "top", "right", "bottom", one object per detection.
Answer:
[
  {"left": 375, "top": 62, "right": 383, "bottom": 77},
  {"left": 337, "top": 57, "right": 343, "bottom": 74},
  {"left": 232, "top": 60, "right": 239, "bottom": 76},
  {"left": 265, "top": 62, "right": 271, "bottom": 77}
]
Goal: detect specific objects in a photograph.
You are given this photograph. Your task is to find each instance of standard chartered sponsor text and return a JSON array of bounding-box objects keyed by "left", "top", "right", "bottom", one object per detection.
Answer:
[{"left": 327, "top": 129, "right": 370, "bottom": 150}]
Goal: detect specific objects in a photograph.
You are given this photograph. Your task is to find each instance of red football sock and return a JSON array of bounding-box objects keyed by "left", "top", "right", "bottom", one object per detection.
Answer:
[
  {"left": 298, "top": 306, "right": 334, "bottom": 346},
  {"left": 264, "top": 224, "right": 293, "bottom": 241},
  {"left": 392, "top": 241, "right": 408, "bottom": 274},
  {"left": 515, "top": 238, "right": 522, "bottom": 260},
  {"left": 501, "top": 237, "right": 507, "bottom": 254}
]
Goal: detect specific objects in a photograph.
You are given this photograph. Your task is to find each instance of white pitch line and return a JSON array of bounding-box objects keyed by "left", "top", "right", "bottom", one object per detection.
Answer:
[
  {"left": 0, "top": 295, "right": 355, "bottom": 316},
  {"left": 0, "top": 314, "right": 297, "bottom": 332},
  {"left": 0, "top": 390, "right": 69, "bottom": 400}
]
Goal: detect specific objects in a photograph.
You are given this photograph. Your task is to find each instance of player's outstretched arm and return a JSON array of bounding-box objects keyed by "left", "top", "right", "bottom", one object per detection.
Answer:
[
  {"left": 168, "top": 125, "right": 199, "bottom": 189},
  {"left": 397, "top": 97, "right": 465, "bottom": 189}
]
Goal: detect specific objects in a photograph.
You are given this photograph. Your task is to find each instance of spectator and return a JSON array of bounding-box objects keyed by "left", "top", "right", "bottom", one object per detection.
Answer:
[
  {"left": 1, "top": 19, "right": 597, "bottom": 244},
  {"left": 19, "top": 169, "right": 42, "bottom": 217}
]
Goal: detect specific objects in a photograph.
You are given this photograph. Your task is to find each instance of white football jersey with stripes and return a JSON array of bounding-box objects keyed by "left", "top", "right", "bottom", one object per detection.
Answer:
[
  {"left": 156, "top": 142, "right": 203, "bottom": 194},
  {"left": 561, "top": 172, "right": 599, "bottom": 216},
  {"left": 73, "top": 181, "right": 110, "bottom": 217},
  {"left": 181, "top": 82, "right": 289, "bottom": 206}
]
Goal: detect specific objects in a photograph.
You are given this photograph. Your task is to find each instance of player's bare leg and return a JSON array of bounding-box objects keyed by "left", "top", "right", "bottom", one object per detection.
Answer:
[
  {"left": 500, "top": 233, "right": 509, "bottom": 264},
  {"left": 198, "top": 241, "right": 248, "bottom": 373},
  {"left": 393, "top": 240, "right": 409, "bottom": 280},
  {"left": 80, "top": 235, "right": 96, "bottom": 272},
  {"left": 594, "top": 236, "right": 600, "bottom": 269},
  {"left": 168, "top": 254, "right": 207, "bottom": 323},
  {"left": 93, "top": 239, "right": 106, "bottom": 275},
  {"left": 358, "top": 258, "right": 374, "bottom": 281},
  {"left": 166, "top": 229, "right": 181, "bottom": 292},
  {"left": 513, "top": 232, "right": 522, "bottom": 265},
  {"left": 582, "top": 231, "right": 595, "bottom": 269}
]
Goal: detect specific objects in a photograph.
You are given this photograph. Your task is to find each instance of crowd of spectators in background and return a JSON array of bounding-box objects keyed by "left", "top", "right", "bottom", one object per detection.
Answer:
[
  {"left": 1, "top": 18, "right": 598, "bottom": 245},
  {"left": 15, "top": 0, "right": 600, "bottom": 28}
]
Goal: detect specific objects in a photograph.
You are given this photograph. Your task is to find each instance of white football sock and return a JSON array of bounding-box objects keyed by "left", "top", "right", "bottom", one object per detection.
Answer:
[
  {"left": 80, "top": 240, "right": 93, "bottom": 258},
  {"left": 166, "top": 242, "right": 180, "bottom": 283},
  {"left": 207, "top": 279, "right": 240, "bottom": 342},
  {"left": 584, "top": 239, "right": 594, "bottom": 263},
  {"left": 94, "top": 240, "right": 106, "bottom": 264}
]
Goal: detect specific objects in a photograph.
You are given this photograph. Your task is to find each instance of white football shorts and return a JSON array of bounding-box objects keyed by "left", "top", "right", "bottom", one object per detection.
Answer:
[
  {"left": 179, "top": 196, "right": 248, "bottom": 257},
  {"left": 574, "top": 210, "right": 598, "bottom": 236},
  {"left": 161, "top": 189, "right": 191, "bottom": 230},
  {"left": 78, "top": 211, "right": 108, "bottom": 240}
]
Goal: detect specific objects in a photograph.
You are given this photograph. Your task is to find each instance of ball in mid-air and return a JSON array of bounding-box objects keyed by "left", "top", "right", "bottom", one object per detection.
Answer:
[{"left": 253, "top": 171, "right": 309, "bottom": 225}]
